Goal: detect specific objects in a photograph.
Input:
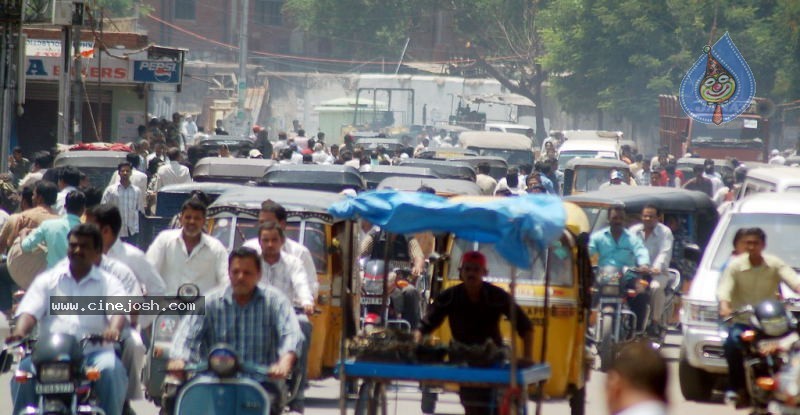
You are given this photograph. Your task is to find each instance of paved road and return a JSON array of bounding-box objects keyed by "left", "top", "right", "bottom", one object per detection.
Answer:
[{"left": 0, "top": 322, "right": 747, "bottom": 415}]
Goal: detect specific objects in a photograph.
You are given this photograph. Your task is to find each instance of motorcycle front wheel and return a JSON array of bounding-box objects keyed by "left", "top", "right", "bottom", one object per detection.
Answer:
[{"left": 599, "top": 315, "right": 616, "bottom": 373}]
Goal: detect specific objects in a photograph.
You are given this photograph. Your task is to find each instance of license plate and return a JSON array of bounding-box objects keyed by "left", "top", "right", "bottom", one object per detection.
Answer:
[
  {"left": 758, "top": 332, "right": 800, "bottom": 353},
  {"left": 35, "top": 382, "right": 75, "bottom": 394},
  {"left": 361, "top": 297, "right": 383, "bottom": 305}
]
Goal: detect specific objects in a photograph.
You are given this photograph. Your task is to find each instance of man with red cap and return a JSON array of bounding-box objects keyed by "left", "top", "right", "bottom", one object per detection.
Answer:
[{"left": 415, "top": 251, "right": 533, "bottom": 415}]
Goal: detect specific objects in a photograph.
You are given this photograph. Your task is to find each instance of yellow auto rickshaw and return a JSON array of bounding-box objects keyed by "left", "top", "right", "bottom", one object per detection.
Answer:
[
  {"left": 432, "top": 198, "right": 593, "bottom": 413},
  {"left": 205, "top": 187, "right": 359, "bottom": 380}
]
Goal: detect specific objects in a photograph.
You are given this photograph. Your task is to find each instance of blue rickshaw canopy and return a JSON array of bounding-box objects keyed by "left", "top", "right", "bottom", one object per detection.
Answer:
[{"left": 328, "top": 190, "right": 566, "bottom": 268}]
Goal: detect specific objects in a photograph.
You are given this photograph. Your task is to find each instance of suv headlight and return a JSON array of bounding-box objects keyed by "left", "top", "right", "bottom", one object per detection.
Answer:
[
  {"left": 683, "top": 300, "right": 719, "bottom": 326},
  {"left": 39, "top": 363, "right": 71, "bottom": 383}
]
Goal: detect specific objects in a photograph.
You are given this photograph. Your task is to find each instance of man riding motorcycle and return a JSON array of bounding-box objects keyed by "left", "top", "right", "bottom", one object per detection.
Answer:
[
  {"left": 6, "top": 224, "right": 129, "bottom": 415},
  {"left": 629, "top": 204, "right": 674, "bottom": 337},
  {"left": 168, "top": 246, "right": 304, "bottom": 414},
  {"left": 717, "top": 227, "right": 800, "bottom": 407},
  {"left": 589, "top": 206, "right": 652, "bottom": 331}
]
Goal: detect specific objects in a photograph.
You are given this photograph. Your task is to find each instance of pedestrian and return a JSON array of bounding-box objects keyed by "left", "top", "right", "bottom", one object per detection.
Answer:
[
  {"left": 214, "top": 119, "right": 229, "bottom": 135},
  {"left": 254, "top": 129, "right": 273, "bottom": 159},
  {"left": 8, "top": 147, "right": 31, "bottom": 186},
  {"left": 20, "top": 190, "right": 84, "bottom": 269},
  {"left": 107, "top": 153, "right": 148, "bottom": 212},
  {"left": 18, "top": 151, "right": 51, "bottom": 190},
  {"left": 150, "top": 147, "right": 191, "bottom": 193},
  {"left": 54, "top": 166, "right": 80, "bottom": 214},
  {"left": 682, "top": 165, "right": 713, "bottom": 196},
  {"left": 475, "top": 162, "right": 497, "bottom": 196},
  {"left": 605, "top": 341, "right": 669, "bottom": 415},
  {"left": 102, "top": 162, "right": 144, "bottom": 247}
]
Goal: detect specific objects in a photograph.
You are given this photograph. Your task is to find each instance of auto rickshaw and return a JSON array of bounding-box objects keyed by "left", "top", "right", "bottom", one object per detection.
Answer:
[
  {"left": 195, "top": 135, "right": 254, "bottom": 157},
  {"left": 205, "top": 187, "right": 359, "bottom": 381},
  {"left": 53, "top": 150, "right": 129, "bottom": 189},
  {"left": 359, "top": 165, "right": 438, "bottom": 189},
  {"left": 428, "top": 197, "right": 592, "bottom": 414},
  {"left": 561, "top": 158, "right": 634, "bottom": 196},
  {"left": 565, "top": 186, "right": 719, "bottom": 278},
  {"left": 192, "top": 157, "right": 276, "bottom": 184},
  {"left": 354, "top": 137, "right": 405, "bottom": 153},
  {"left": 377, "top": 177, "right": 482, "bottom": 197},
  {"left": 416, "top": 148, "right": 478, "bottom": 159},
  {"left": 398, "top": 159, "right": 476, "bottom": 181},
  {"left": 260, "top": 164, "right": 366, "bottom": 193},
  {"left": 457, "top": 131, "right": 535, "bottom": 167},
  {"left": 449, "top": 156, "right": 509, "bottom": 181},
  {"left": 675, "top": 157, "right": 734, "bottom": 180}
]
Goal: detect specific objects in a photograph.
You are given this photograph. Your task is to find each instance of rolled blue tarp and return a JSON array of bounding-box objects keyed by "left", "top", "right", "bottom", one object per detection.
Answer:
[{"left": 328, "top": 190, "right": 565, "bottom": 268}]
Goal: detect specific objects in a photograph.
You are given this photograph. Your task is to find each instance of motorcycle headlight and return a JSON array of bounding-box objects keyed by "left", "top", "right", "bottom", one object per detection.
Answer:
[
  {"left": 760, "top": 315, "right": 791, "bottom": 337},
  {"left": 208, "top": 347, "right": 238, "bottom": 377},
  {"left": 178, "top": 283, "right": 200, "bottom": 303},
  {"left": 39, "top": 363, "right": 71, "bottom": 383},
  {"left": 599, "top": 284, "right": 620, "bottom": 296}
]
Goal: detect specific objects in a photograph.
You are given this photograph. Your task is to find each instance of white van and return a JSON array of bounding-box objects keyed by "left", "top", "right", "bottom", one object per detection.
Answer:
[
  {"left": 484, "top": 122, "right": 533, "bottom": 136},
  {"left": 680, "top": 192, "right": 800, "bottom": 401},
  {"left": 556, "top": 140, "right": 619, "bottom": 171},
  {"left": 736, "top": 166, "right": 800, "bottom": 201}
]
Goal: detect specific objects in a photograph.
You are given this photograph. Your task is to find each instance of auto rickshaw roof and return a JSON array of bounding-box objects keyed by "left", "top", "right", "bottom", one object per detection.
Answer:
[
  {"left": 398, "top": 159, "right": 476, "bottom": 181},
  {"left": 192, "top": 157, "right": 276, "bottom": 180},
  {"left": 564, "top": 186, "right": 716, "bottom": 213},
  {"left": 207, "top": 187, "right": 346, "bottom": 220},
  {"left": 377, "top": 177, "right": 482, "bottom": 196},
  {"left": 360, "top": 166, "right": 439, "bottom": 188},
  {"left": 458, "top": 131, "right": 532, "bottom": 150},
  {"left": 157, "top": 182, "right": 245, "bottom": 195},
  {"left": 354, "top": 137, "right": 404, "bottom": 150},
  {"left": 564, "top": 158, "right": 629, "bottom": 169},
  {"left": 54, "top": 151, "right": 129, "bottom": 168},
  {"left": 676, "top": 157, "right": 733, "bottom": 168},
  {"left": 417, "top": 148, "right": 479, "bottom": 159},
  {"left": 260, "top": 164, "right": 365, "bottom": 192}
]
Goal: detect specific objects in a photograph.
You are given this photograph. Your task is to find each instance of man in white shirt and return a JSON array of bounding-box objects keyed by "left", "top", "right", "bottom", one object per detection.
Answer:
[
  {"left": 311, "top": 143, "right": 329, "bottom": 164},
  {"left": 102, "top": 161, "right": 144, "bottom": 247},
  {"left": 243, "top": 200, "right": 318, "bottom": 298},
  {"left": 146, "top": 198, "right": 228, "bottom": 294},
  {"left": 55, "top": 165, "right": 81, "bottom": 214},
  {"left": 629, "top": 204, "right": 673, "bottom": 335},
  {"left": 7, "top": 224, "right": 129, "bottom": 415},
  {"left": 606, "top": 342, "right": 668, "bottom": 415},
  {"left": 150, "top": 147, "right": 191, "bottom": 193},
  {"left": 702, "top": 159, "right": 724, "bottom": 195},
  {"left": 257, "top": 221, "right": 313, "bottom": 414},
  {"left": 107, "top": 153, "right": 148, "bottom": 209}
]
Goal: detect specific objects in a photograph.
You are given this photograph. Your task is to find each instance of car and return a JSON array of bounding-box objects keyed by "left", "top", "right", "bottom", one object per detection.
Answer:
[
  {"left": 735, "top": 166, "right": 800, "bottom": 201},
  {"left": 679, "top": 192, "right": 800, "bottom": 402},
  {"left": 484, "top": 122, "right": 534, "bottom": 136},
  {"left": 53, "top": 150, "right": 129, "bottom": 189},
  {"left": 192, "top": 157, "right": 276, "bottom": 184}
]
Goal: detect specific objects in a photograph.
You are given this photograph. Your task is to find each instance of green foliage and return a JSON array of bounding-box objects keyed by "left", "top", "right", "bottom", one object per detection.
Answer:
[{"left": 283, "top": 0, "right": 431, "bottom": 58}]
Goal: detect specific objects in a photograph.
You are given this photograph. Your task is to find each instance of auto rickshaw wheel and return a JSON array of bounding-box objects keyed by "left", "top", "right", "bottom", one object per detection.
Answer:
[
  {"left": 421, "top": 388, "right": 437, "bottom": 413},
  {"left": 355, "top": 381, "right": 387, "bottom": 415},
  {"left": 568, "top": 386, "right": 586, "bottom": 415}
]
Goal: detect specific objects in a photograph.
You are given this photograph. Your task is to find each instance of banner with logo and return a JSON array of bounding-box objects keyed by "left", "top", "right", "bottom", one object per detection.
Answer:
[
  {"left": 26, "top": 39, "right": 95, "bottom": 58},
  {"left": 132, "top": 60, "right": 182, "bottom": 84}
]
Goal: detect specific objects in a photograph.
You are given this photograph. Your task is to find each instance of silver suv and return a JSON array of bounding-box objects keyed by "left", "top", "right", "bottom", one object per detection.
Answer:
[{"left": 680, "top": 192, "right": 800, "bottom": 401}]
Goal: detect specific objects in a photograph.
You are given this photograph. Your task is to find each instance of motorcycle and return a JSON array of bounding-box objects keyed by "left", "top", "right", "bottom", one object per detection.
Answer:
[
  {"left": 2, "top": 333, "right": 118, "bottom": 415},
  {"left": 143, "top": 283, "right": 201, "bottom": 406},
  {"left": 163, "top": 343, "right": 285, "bottom": 415},
  {"left": 724, "top": 299, "right": 800, "bottom": 414},
  {"left": 360, "top": 259, "right": 413, "bottom": 333},
  {"left": 589, "top": 265, "right": 651, "bottom": 372}
]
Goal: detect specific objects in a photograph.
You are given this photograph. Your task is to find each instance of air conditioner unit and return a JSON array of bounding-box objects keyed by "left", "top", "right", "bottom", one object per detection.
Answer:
[
  {"left": 51, "top": 0, "right": 84, "bottom": 26},
  {"left": 22, "top": 0, "right": 53, "bottom": 23}
]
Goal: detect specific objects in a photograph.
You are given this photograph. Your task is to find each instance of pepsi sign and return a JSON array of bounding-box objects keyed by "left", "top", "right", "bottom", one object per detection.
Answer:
[{"left": 133, "top": 60, "right": 182, "bottom": 83}]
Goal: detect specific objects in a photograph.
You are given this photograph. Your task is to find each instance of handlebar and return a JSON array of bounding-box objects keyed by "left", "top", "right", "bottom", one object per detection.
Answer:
[{"left": 722, "top": 305, "right": 755, "bottom": 324}]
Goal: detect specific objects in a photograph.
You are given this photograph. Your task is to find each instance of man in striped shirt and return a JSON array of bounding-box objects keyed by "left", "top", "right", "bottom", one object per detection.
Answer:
[
  {"left": 168, "top": 247, "right": 303, "bottom": 413},
  {"left": 102, "top": 162, "right": 143, "bottom": 247}
]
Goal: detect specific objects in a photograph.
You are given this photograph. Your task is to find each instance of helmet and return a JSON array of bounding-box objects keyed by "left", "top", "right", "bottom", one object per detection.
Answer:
[{"left": 751, "top": 300, "right": 796, "bottom": 337}]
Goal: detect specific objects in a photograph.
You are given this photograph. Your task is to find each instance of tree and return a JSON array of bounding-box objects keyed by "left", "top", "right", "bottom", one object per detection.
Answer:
[{"left": 448, "top": 0, "right": 551, "bottom": 140}]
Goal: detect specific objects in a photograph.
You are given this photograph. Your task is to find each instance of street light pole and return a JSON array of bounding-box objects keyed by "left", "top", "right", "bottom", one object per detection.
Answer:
[{"left": 237, "top": 0, "right": 248, "bottom": 119}]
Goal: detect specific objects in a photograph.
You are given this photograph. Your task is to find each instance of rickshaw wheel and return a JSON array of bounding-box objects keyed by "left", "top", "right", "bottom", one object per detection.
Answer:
[
  {"left": 568, "top": 386, "right": 585, "bottom": 415},
  {"left": 355, "top": 381, "right": 387, "bottom": 415},
  {"left": 421, "top": 389, "right": 437, "bottom": 413}
]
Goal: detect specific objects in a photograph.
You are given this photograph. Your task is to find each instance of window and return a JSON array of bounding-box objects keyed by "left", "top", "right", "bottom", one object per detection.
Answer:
[
  {"left": 174, "top": 0, "right": 196, "bottom": 20},
  {"left": 255, "top": 0, "right": 283, "bottom": 26}
]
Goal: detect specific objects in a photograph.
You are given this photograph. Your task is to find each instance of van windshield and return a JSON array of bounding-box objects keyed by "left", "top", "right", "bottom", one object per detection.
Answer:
[
  {"left": 710, "top": 213, "right": 800, "bottom": 271},
  {"left": 470, "top": 148, "right": 533, "bottom": 166}
]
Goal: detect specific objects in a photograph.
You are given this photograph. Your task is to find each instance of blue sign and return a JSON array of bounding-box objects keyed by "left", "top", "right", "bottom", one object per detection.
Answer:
[
  {"left": 132, "top": 60, "right": 182, "bottom": 84},
  {"left": 679, "top": 33, "right": 755, "bottom": 125}
]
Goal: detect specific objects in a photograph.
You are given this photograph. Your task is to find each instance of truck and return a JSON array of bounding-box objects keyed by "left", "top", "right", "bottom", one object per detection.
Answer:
[{"left": 659, "top": 94, "right": 771, "bottom": 162}]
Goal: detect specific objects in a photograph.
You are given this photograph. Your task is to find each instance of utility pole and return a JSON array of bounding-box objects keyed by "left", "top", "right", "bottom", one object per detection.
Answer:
[
  {"left": 0, "top": 1, "right": 22, "bottom": 173},
  {"left": 56, "top": 26, "right": 71, "bottom": 144},
  {"left": 71, "top": 24, "right": 82, "bottom": 142},
  {"left": 237, "top": 0, "right": 248, "bottom": 116}
]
